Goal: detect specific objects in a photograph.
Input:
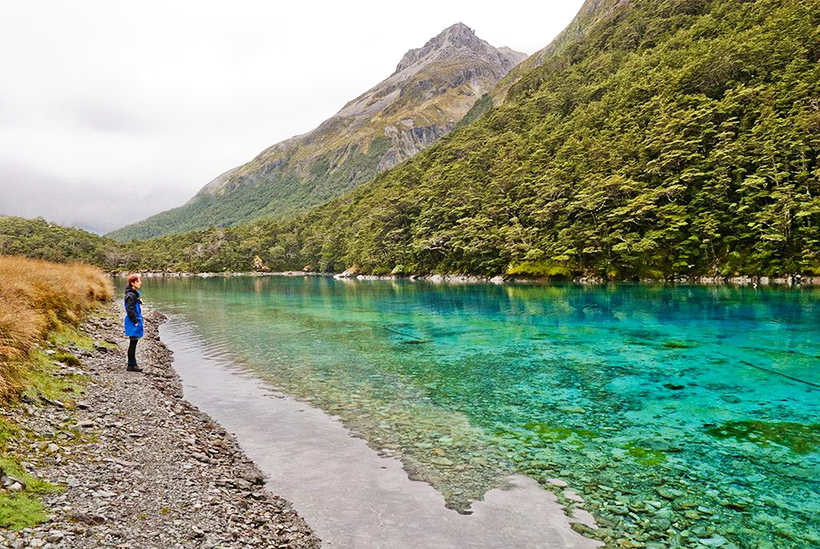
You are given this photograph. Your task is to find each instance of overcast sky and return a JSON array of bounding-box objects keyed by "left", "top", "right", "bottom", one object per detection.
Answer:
[{"left": 0, "top": 0, "right": 586, "bottom": 234}]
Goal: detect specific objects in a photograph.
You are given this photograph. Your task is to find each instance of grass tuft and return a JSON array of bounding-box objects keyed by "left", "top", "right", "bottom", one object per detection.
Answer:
[
  {"left": 0, "top": 493, "right": 49, "bottom": 530},
  {"left": 0, "top": 456, "right": 61, "bottom": 530},
  {"left": 20, "top": 351, "right": 87, "bottom": 406},
  {"left": 0, "top": 256, "right": 108, "bottom": 530},
  {"left": 0, "top": 256, "right": 112, "bottom": 404},
  {"left": 48, "top": 325, "right": 96, "bottom": 351}
]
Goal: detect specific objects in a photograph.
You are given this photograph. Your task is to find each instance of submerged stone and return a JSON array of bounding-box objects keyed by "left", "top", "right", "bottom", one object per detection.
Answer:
[
  {"left": 522, "top": 423, "right": 598, "bottom": 442},
  {"left": 662, "top": 341, "right": 696, "bottom": 349},
  {"left": 557, "top": 406, "right": 586, "bottom": 414},
  {"left": 656, "top": 487, "right": 684, "bottom": 499}
]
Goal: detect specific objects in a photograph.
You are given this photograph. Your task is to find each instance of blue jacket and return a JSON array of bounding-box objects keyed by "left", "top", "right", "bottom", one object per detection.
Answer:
[{"left": 124, "top": 285, "right": 143, "bottom": 338}]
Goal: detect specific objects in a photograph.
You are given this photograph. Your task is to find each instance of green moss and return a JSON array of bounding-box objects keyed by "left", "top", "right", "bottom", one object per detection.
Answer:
[
  {"left": 0, "top": 493, "right": 48, "bottom": 530},
  {"left": 706, "top": 420, "right": 820, "bottom": 454},
  {"left": 0, "top": 417, "right": 21, "bottom": 448},
  {"left": 0, "top": 455, "right": 61, "bottom": 530},
  {"left": 523, "top": 423, "right": 598, "bottom": 442},
  {"left": 662, "top": 341, "right": 695, "bottom": 349},
  {"left": 0, "top": 458, "right": 60, "bottom": 495},
  {"left": 53, "top": 352, "right": 81, "bottom": 367},
  {"left": 625, "top": 445, "right": 667, "bottom": 466}
]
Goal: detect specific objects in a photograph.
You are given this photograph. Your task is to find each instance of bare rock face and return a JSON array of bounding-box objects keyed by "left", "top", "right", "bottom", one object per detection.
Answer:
[
  {"left": 378, "top": 121, "right": 452, "bottom": 172},
  {"left": 335, "top": 23, "right": 525, "bottom": 123},
  {"left": 230, "top": 23, "right": 527, "bottom": 197},
  {"left": 394, "top": 23, "right": 526, "bottom": 77},
  {"left": 109, "top": 24, "right": 527, "bottom": 241}
]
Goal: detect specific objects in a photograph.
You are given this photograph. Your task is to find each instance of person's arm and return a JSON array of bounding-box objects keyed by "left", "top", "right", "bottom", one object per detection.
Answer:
[{"left": 125, "top": 293, "right": 140, "bottom": 324}]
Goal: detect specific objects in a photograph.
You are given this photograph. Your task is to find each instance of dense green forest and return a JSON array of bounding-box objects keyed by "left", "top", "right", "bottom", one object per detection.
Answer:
[
  {"left": 4, "top": 0, "right": 820, "bottom": 279},
  {"left": 0, "top": 217, "right": 115, "bottom": 266}
]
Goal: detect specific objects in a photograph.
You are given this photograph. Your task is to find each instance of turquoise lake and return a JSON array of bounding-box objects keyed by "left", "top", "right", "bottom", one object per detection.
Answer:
[{"left": 139, "top": 276, "right": 819, "bottom": 548}]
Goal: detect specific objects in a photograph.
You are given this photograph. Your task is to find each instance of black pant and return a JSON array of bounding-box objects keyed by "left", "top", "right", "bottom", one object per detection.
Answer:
[{"left": 127, "top": 337, "right": 139, "bottom": 366}]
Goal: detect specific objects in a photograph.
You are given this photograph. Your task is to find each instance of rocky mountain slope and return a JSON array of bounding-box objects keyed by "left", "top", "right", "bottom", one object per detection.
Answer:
[{"left": 109, "top": 24, "right": 525, "bottom": 241}]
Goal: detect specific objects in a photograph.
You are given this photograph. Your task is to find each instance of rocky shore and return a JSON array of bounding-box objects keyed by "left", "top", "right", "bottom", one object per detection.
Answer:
[
  {"left": 131, "top": 270, "right": 820, "bottom": 286},
  {"left": 1, "top": 304, "right": 320, "bottom": 548}
]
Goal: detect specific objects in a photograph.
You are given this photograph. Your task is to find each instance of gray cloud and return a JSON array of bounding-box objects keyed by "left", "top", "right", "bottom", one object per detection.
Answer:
[
  {"left": 69, "top": 102, "right": 156, "bottom": 136},
  {"left": 0, "top": 161, "right": 182, "bottom": 234}
]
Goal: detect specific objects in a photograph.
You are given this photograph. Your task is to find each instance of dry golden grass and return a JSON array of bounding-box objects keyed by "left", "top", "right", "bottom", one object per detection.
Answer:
[{"left": 0, "top": 256, "right": 113, "bottom": 402}]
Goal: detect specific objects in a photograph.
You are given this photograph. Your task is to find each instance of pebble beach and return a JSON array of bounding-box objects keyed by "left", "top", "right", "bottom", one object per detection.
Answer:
[{"left": 1, "top": 304, "right": 320, "bottom": 548}]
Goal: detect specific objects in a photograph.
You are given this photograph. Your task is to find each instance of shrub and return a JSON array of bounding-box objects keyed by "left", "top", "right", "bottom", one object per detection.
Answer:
[{"left": 506, "top": 261, "right": 574, "bottom": 279}]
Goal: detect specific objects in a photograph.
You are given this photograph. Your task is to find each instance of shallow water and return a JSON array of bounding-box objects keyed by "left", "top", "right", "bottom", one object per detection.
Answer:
[{"left": 140, "top": 276, "right": 820, "bottom": 547}]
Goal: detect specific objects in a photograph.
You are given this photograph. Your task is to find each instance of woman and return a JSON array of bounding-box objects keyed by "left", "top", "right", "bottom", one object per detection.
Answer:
[{"left": 123, "top": 274, "right": 144, "bottom": 372}]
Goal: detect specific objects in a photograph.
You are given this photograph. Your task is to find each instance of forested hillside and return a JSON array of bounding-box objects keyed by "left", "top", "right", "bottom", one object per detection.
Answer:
[
  {"left": 130, "top": 0, "right": 820, "bottom": 279},
  {"left": 0, "top": 217, "right": 116, "bottom": 266},
  {"left": 286, "top": 0, "right": 820, "bottom": 279},
  {"left": 5, "top": 0, "right": 819, "bottom": 280}
]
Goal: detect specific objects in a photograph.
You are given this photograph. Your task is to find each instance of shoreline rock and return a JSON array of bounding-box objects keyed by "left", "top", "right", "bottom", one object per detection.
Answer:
[
  {"left": 116, "top": 270, "right": 820, "bottom": 286},
  {"left": 1, "top": 304, "right": 320, "bottom": 548}
]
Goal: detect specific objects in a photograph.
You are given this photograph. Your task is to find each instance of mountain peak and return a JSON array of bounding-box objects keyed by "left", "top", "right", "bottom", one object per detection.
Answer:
[
  {"left": 440, "top": 22, "right": 477, "bottom": 46},
  {"left": 393, "top": 23, "right": 522, "bottom": 75},
  {"left": 108, "top": 23, "right": 526, "bottom": 241}
]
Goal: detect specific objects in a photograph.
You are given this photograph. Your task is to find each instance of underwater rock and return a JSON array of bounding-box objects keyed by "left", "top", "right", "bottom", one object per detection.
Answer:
[
  {"left": 699, "top": 534, "right": 728, "bottom": 546},
  {"left": 656, "top": 486, "right": 684, "bottom": 499},
  {"left": 563, "top": 490, "right": 584, "bottom": 503},
  {"left": 557, "top": 406, "right": 586, "bottom": 414}
]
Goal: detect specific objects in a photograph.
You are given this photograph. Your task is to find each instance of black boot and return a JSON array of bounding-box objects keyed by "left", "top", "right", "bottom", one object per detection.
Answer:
[{"left": 126, "top": 364, "right": 143, "bottom": 372}]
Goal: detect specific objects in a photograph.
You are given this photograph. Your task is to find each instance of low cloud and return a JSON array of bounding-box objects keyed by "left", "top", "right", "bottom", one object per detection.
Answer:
[{"left": 0, "top": 161, "right": 179, "bottom": 234}]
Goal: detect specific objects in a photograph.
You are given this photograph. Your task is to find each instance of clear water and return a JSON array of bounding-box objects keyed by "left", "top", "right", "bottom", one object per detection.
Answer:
[{"left": 139, "top": 276, "right": 820, "bottom": 548}]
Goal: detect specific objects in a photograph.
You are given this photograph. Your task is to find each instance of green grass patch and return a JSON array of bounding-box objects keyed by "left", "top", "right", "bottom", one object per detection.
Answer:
[
  {"left": 47, "top": 325, "right": 95, "bottom": 351},
  {"left": 0, "top": 417, "right": 21, "bottom": 449},
  {"left": 20, "top": 351, "right": 87, "bottom": 405},
  {"left": 0, "top": 493, "right": 49, "bottom": 530},
  {"left": 0, "top": 458, "right": 59, "bottom": 495},
  {"left": 0, "top": 456, "right": 61, "bottom": 530},
  {"left": 53, "top": 351, "right": 82, "bottom": 367}
]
